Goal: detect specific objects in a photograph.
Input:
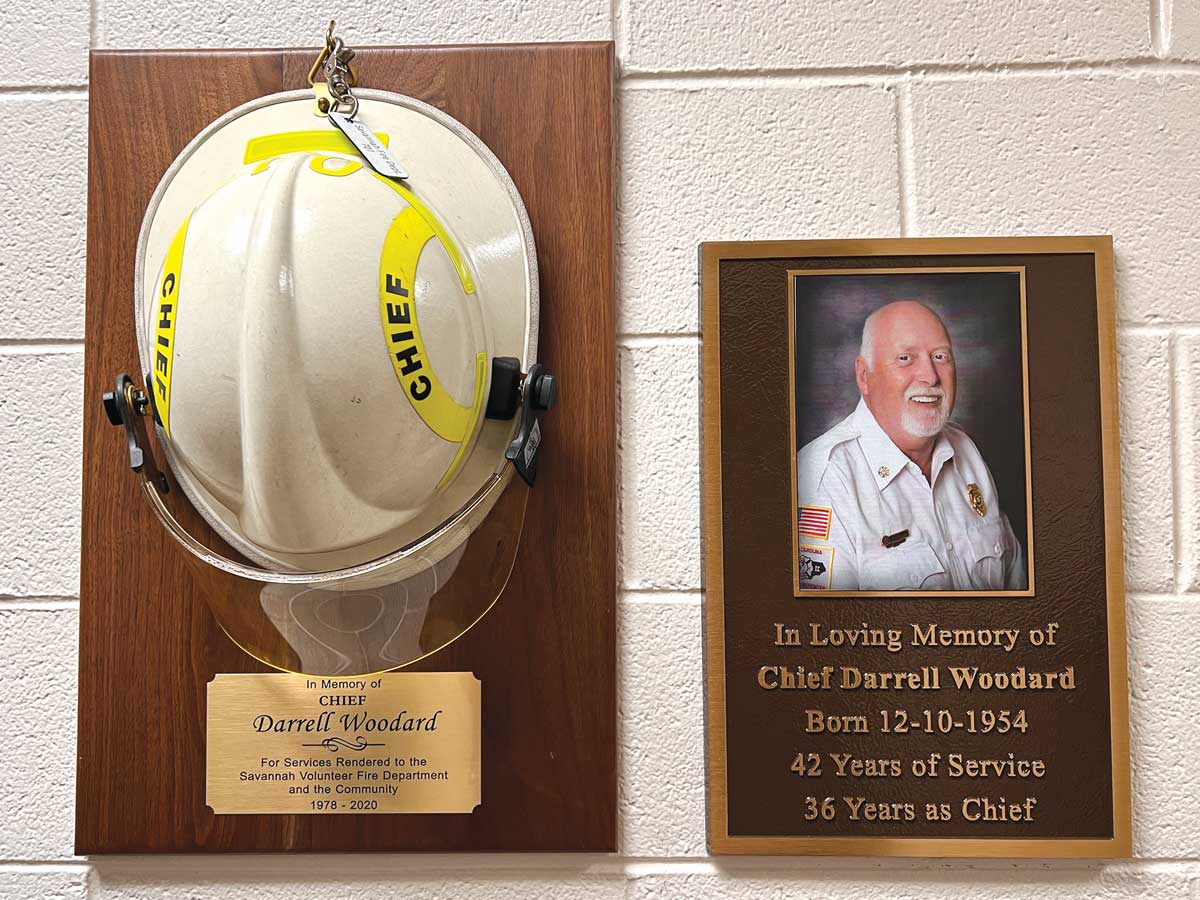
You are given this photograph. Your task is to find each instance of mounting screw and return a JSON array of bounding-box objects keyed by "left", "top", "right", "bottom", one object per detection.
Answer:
[
  {"left": 102, "top": 391, "right": 121, "bottom": 426},
  {"left": 530, "top": 372, "right": 556, "bottom": 411}
]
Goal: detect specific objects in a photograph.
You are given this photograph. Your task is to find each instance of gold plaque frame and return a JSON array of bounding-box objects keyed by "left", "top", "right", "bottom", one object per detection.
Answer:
[{"left": 702, "top": 237, "right": 1130, "bottom": 858}]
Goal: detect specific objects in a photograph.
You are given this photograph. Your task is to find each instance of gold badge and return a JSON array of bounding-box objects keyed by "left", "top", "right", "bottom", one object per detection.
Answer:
[
  {"left": 967, "top": 483, "right": 987, "bottom": 517},
  {"left": 877, "top": 466, "right": 889, "bottom": 478}
]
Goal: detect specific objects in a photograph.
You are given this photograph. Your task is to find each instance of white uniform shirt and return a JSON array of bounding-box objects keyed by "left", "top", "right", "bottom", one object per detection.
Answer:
[{"left": 796, "top": 399, "right": 1027, "bottom": 591}]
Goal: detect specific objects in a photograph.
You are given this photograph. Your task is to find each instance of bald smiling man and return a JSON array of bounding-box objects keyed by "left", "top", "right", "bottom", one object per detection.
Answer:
[{"left": 796, "top": 300, "right": 1027, "bottom": 592}]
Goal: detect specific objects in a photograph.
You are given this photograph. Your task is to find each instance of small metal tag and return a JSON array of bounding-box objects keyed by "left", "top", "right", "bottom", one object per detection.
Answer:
[
  {"left": 327, "top": 110, "right": 409, "bottom": 180},
  {"left": 523, "top": 419, "right": 540, "bottom": 469}
]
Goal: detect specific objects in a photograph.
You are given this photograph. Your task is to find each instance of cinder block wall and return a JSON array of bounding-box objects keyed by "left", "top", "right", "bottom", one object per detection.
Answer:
[{"left": 1, "top": 1, "right": 1196, "bottom": 897}]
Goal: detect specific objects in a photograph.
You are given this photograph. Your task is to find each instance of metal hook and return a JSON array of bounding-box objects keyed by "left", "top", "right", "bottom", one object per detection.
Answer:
[
  {"left": 309, "top": 19, "right": 359, "bottom": 117},
  {"left": 307, "top": 19, "right": 338, "bottom": 86}
]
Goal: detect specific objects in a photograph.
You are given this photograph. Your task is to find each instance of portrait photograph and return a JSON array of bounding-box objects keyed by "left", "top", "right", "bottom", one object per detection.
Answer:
[{"left": 788, "top": 268, "right": 1034, "bottom": 595}]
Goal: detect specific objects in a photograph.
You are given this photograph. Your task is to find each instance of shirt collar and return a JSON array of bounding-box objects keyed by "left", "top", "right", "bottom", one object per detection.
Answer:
[
  {"left": 851, "top": 398, "right": 955, "bottom": 490},
  {"left": 931, "top": 430, "right": 956, "bottom": 485}
]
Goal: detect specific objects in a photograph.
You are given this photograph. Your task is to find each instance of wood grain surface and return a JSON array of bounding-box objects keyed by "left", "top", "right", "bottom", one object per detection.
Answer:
[{"left": 76, "top": 42, "right": 615, "bottom": 853}]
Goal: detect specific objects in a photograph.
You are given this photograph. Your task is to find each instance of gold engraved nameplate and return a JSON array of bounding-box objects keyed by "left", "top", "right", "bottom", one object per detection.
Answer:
[{"left": 206, "top": 672, "right": 481, "bottom": 815}]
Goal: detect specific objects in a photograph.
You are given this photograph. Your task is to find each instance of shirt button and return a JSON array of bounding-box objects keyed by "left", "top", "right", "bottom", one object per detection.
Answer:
[
  {"left": 994, "top": 543, "right": 1002, "bottom": 554},
  {"left": 945, "top": 542, "right": 954, "bottom": 552},
  {"left": 910, "top": 574, "right": 920, "bottom": 586}
]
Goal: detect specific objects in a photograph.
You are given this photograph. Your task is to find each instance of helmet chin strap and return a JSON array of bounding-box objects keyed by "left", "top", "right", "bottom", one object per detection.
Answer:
[
  {"left": 105, "top": 352, "right": 557, "bottom": 492},
  {"left": 101, "top": 358, "right": 554, "bottom": 570},
  {"left": 102, "top": 373, "right": 169, "bottom": 496},
  {"left": 101, "top": 370, "right": 518, "bottom": 585},
  {"left": 484, "top": 357, "right": 557, "bottom": 485},
  {"left": 504, "top": 363, "right": 556, "bottom": 486}
]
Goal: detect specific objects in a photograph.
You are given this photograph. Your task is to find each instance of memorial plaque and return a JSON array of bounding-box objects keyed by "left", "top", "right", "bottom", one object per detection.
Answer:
[
  {"left": 76, "top": 42, "right": 616, "bottom": 854},
  {"left": 701, "top": 237, "right": 1130, "bottom": 857},
  {"left": 207, "top": 673, "right": 481, "bottom": 815}
]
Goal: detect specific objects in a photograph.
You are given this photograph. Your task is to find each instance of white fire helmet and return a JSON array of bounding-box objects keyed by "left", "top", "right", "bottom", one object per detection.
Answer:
[{"left": 105, "top": 87, "right": 554, "bottom": 676}]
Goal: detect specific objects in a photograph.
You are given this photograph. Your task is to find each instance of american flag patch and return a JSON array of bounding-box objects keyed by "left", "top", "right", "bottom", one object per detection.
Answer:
[{"left": 798, "top": 505, "right": 832, "bottom": 540}]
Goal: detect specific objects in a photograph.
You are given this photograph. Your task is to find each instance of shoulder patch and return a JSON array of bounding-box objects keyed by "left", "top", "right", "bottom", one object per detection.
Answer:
[
  {"left": 797, "top": 542, "right": 835, "bottom": 590},
  {"left": 798, "top": 505, "right": 832, "bottom": 540}
]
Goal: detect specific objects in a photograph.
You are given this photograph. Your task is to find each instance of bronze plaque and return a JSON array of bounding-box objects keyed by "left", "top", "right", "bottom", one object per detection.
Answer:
[
  {"left": 702, "top": 238, "right": 1130, "bottom": 857},
  {"left": 207, "top": 672, "right": 481, "bottom": 815}
]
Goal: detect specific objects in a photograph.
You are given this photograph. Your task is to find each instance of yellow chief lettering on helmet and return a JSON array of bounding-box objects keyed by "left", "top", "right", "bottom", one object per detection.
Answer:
[
  {"left": 152, "top": 214, "right": 190, "bottom": 438},
  {"left": 379, "top": 205, "right": 485, "bottom": 449},
  {"left": 373, "top": 171, "right": 484, "bottom": 488},
  {"left": 255, "top": 133, "right": 485, "bottom": 475}
]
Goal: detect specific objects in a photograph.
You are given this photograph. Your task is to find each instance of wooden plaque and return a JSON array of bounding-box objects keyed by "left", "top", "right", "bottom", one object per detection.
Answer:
[
  {"left": 77, "top": 42, "right": 615, "bottom": 853},
  {"left": 702, "top": 238, "right": 1130, "bottom": 857}
]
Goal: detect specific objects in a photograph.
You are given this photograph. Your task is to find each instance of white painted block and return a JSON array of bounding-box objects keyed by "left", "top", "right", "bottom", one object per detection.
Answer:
[
  {"left": 1128, "top": 598, "right": 1200, "bottom": 856},
  {"left": 0, "top": 352, "right": 84, "bottom": 598},
  {"left": 0, "top": 869, "right": 89, "bottom": 900},
  {"left": 1171, "top": 2, "right": 1200, "bottom": 59},
  {"left": 97, "top": 2, "right": 609, "bottom": 48},
  {"left": 628, "top": 865, "right": 1195, "bottom": 900},
  {"left": 1114, "top": 333, "right": 1174, "bottom": 593},
  {"left": 619, "top": 84, "right": 900, "bottom": 336},
  {"left": 620, "top": 598, "right": 705, "bottom": 856},
  {"left": 0, "top": 610, "right": 79, "bottom": 860},
  {"left": 623, "top": 0, "right": 1149, "bottom": 73},
  {"left": 1178, "top": 334, "right": 1200, "bottom": 591},
  {"left": 90, "top": 864, "right": 622, "bottom": 899},
  {"left": 0, "top": 98, "right": 89, "bottom": 339},
  {"left": 0, "top": 0, "right": 88, "bottom": 86},
  {"left": 909, "top": 74, "right": 1200, "bottom": 325},
  {"left": 619, "top": 341, "right": 700, "bottom": 590}
]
